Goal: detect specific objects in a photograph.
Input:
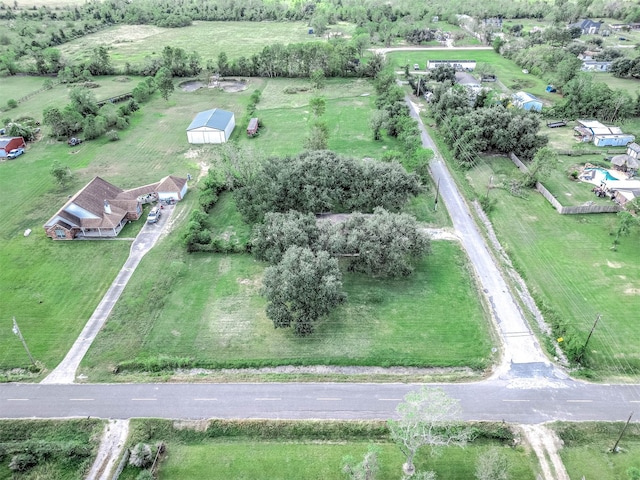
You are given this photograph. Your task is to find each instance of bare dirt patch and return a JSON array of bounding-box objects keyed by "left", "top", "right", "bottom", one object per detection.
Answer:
[
  {"left": 521, "top": 424, "right": 569, "bottom": 480},
  {"left": 87, "top": 419, "right": 130, "bottom": 480},
  {"left": 624, "top": 287, "right": 640, "bottom": 295},
  {"left": 209, "top": 77, "right": 249, "bottom": 92},
  {"left": 184, "top": 149, "right": 201, "bottom": 159},
  {"left": 181, "top": 81, "right": 205, "bottom": 92},
  {"left": 607, "top": 260, "right": 623, "bottom": 268}
]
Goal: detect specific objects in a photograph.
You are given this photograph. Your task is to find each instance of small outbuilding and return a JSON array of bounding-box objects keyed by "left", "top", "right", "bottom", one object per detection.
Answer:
[
  {"left": 186, "top": 108, "right": 235, "bottom": 144},
  {"left": 512, "top": 91, "right": 543, "bottom": 112},
  {"left": 247, "top": 117, "right": 259, "bottom": 136},
  {"left": 0, "top": 136, "right": 26, "bottom": 158}
]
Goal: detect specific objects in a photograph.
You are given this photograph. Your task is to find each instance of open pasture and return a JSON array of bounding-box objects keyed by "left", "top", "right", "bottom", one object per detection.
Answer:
[{"left": 57, "top": 21, "right": 355, "bottom": 68}]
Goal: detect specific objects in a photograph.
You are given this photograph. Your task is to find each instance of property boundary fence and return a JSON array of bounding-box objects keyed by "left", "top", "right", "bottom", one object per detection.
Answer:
[{"left": 508, "top": 153, "right": 622, "bottom": 215}]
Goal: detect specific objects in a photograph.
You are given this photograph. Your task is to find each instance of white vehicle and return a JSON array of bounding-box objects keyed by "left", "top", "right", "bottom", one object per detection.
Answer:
[{"left": 147, "top": 206, "right": 162, "bottom": 223}]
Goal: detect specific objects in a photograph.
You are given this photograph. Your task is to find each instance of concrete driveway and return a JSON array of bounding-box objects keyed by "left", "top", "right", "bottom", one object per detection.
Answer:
[{"left": 41, "top": 205, "right": 175, "bottom": 384}]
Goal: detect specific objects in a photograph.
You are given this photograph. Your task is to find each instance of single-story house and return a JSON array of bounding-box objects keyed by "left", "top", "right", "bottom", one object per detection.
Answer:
[
  {"left": 512, "top": 91, "right": 543, "bottom": 112},
  {"left": 571, "top": 19, "right": 602, "bottom": 35},
  {"left": 574, "top": 120, "right": 635, "bottom": 146},
  {"left": 43, "top": 175, "right": 188, "bottom": 240},
  {"left": 581, "top": 61, "right": 612, "bottom": 72},
  {"left": 0, "top": 136, "right": 26, "bottom": 158},
  {"left": 427, "top": 60, "right": 476, "bottom": 71},
  {"left": 186, "top": 108, "right": 235, "bottom": 144},
  {"left": 611, "top": 143, "right": 640, "bottom": 173}
]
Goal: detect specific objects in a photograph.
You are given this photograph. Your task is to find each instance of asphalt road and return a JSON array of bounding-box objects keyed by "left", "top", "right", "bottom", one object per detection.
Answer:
[{"left": 1, "top": 382, "right": 639, "bottom": 423}]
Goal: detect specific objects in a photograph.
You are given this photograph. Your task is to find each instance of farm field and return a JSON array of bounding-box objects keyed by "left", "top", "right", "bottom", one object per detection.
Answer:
[
  {"left": 553, "top": 422, "right": 640, "bottom": 480},
  {"left": 118, "top": 419, "right": 538, "bottom": 480},
  {"left": 56, "top": 21, "right": 355, "bottom": 69},
  {"left": 463, "top": 155, "right": 640, "bottom": 379},
  {"left": 79, "top": 224, "right": 493, "bottom": 381}
]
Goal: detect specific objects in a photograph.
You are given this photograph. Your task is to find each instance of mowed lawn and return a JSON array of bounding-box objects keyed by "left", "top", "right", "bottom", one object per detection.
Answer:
[
  {"left": 79, "top": 221, "right": 492, "bottom": 380},
  {"left": 465, "top": 156, "right": 640, "bottom": 378},
  {"left": 553, "top": 422, "right": 640, "bottom": 480},
  {"left": 151, "top": 441, "right": 536, "bottom": 480},
  {"left": 238, "top": 77, "right": 405, "bottom": 157},
  {"left": 57, "top": 21, "right": 355, "bottom": 68}
]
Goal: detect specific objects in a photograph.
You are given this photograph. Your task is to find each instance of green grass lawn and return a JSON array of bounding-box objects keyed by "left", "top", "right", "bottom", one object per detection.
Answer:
[
  {"left": 118, "top": 419, "right": 537, "bottom": 480},
  {"left": 79, "top": 219, "right": 492, "bottom": 379},
  {"left": 463, "top": 156, "right": 640, "bottom": 379},
  {"left": 553, "top": 422, "right": 640, "bottom": 480},
  {"left": 0, "top": 419, "right": 103, "bottom": 480}
]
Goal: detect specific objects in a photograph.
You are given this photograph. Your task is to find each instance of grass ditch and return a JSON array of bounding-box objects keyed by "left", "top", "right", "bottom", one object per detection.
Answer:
[{"left": 0, "top": 419, "right": 103, "bottom": 479}]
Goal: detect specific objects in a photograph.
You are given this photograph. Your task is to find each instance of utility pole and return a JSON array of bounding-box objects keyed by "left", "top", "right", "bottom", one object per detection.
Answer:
[
  {"left": 576, "top": 313, "right": 601, "bottom": 364},
  {"left": 486, "top": 175, "right": 494, "bottom": 198},
  {"left": 12, "top": 317, "right": 36, "bottom": 366},
  {"left": 434, "top": 179, "right": 440, "bottom": 212},
  {"left": 611, "top": 412, "right": 633, "bottom": 453}
]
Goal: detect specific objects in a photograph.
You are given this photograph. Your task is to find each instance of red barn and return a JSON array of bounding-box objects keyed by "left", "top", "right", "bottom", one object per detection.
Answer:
[{"left": 0, "top": 137, "right": 26, "bottom": 159}]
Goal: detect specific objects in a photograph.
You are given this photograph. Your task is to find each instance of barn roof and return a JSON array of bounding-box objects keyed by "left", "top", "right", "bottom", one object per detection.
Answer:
[
  {"left": 628, "top": 142, "right": 640, "bottom": 153},
  {"left": 513, "top": 91, "right": 540, "bottom": 104},
  {"left": 187, "top": 109, "right": 234, "bottom": 132}
]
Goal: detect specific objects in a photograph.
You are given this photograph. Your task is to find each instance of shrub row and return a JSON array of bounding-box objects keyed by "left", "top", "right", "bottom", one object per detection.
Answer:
[
  {"left": 127, "top": 419, "right": 518, "bottom": 445},
  {"left": 114, "top": 355, "right": 488, "bottom": 374}
]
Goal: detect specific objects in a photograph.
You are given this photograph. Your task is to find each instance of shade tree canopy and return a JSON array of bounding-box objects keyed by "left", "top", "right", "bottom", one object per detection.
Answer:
[
  {"left": 234, "top": 150, "right": 421, "bottom": 223},
  {"left": 262, "top": 246, "right": 346, "bottom": 336}
]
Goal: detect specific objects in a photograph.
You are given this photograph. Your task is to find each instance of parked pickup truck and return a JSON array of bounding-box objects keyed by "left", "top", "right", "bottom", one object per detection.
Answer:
[{"left": 7, "top": 148, "right": 25, "bottom": 159}]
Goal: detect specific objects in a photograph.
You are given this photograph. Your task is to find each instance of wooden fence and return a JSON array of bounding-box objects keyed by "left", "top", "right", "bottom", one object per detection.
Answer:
[{"left": 508, "top": 153, "right": 622, "bottom": 215}]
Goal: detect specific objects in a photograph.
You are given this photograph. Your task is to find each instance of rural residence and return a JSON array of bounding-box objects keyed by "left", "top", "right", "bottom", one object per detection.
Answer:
[
  {"left": 570, "top": 18, "right": 602, "bottom": 35},
  {"left": 43, "top": 175, "right": 187, "bottom": 240},
  {"left": 186, "top": 108, "right": 235, "bottom": 144},
  {"left": 574, "top": 120, "right": 635, "bottom": 146},
  {"left": 611, "top": 143, "right": 640, "bottom": 174},
  {"left": 512, "top": 92, "right": 543, "bottom": 112},
  {"left": 427, "top": 60, "right": 476, "bottom": 71},
  {"left": 0, "top": 136, "right": 26, "bottom": 158}
]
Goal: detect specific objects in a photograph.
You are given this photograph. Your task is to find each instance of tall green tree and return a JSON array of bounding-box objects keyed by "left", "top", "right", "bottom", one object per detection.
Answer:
[
  {"left": 252, "top": 211, "right": 320, "bottom": 264},
  {"left": 155, "top": 67, "right": 174, "bottom": 101},
  {"left": 262, "top": 246, "right": 346, "bottom": 336}
]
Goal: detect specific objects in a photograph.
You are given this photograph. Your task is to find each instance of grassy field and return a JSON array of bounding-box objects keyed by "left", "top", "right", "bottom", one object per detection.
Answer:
[
  {"left": 154, "top": 441, "right": 536, "bottom": 479},
  {"left": 553, "top": 422, "right": 640, "bottom": 480},
  {"left": 463, "top": 155, "right": 640, "bottom": 379},
  {"left": 0, "top": 74, "right": 458, "bottom": 379},
  {"left": 117, "top": 419, "right": 537, "bottom": 480},
  {"left": 56, "top": 21, "right": 355, "bottom": 69},
  {"left": 0, "top": 419, "right": 103, "bottom": 480},
  {"left": 79, "top": 219, "right": 492, "bottom": 380}
]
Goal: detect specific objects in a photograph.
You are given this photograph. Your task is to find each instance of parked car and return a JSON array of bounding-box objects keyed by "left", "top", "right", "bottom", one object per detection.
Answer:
[
  {"left": 7, "top": 148, "right": 24, "bottom": 159},
  {"left": 413, "top": 63, "right": 420, "bottom": 70},
  {"left": 147, "top": 206, "right": 162, "bottom": 223},
  {"left": 68, "top": 137, "right": 82, "bottom": 146}
]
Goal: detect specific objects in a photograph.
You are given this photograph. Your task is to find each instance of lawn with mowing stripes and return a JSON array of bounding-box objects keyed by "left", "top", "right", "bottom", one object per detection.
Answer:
[
  {"left": 465, "top": 156, "right": 640, "bottom": 379},
  {"left": 125, "top": 440, "right": 537, "bottom": 480},
  {"left": 79, "top": 224, "right": 492, "bottom": 380},
  {"left": 553, "top": 422, "right": 640, "bottom": 480}
]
